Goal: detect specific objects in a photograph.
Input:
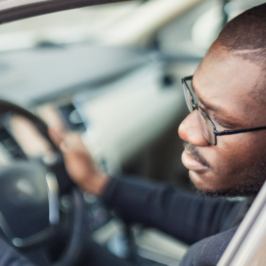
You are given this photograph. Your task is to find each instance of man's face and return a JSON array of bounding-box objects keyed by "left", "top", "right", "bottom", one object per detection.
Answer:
[{"left": 178, "top": 42, "right": 266, "bottom": 196}]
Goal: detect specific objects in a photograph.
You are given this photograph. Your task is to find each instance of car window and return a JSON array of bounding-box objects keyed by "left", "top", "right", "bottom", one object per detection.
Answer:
[{"left": 156, "top": 0, "right": 266, "bottom": 57}]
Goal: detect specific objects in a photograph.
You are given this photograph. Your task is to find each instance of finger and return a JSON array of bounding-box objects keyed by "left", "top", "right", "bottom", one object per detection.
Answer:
[
  {"left": 48, "top": 128, "right": 64, "bottom": 147},
  {"left": 60, "top": 141, "right": 70, "bottom": 153}
]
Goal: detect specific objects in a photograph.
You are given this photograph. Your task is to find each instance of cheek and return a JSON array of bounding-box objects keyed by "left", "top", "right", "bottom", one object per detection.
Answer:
[
  {"left": 188, "top": 130, "right": 266, "bottom": 192},
  {"left": 197, "top": 134, "right": 259, "bottom": 190},
  {"left": 212, "top": 134, "right": 255, "bottom": 169}
]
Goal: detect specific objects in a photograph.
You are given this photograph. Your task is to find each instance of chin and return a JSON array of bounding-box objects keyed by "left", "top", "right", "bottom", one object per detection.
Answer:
[
  {"left": 189, "top": 170, "right": 238, "bottom": 197},
  {"left": 189, "top": 170, "right": 261, "bottom": 198},
  {"left": 188, "top": 170, "right": 216, "bottom": 192}
]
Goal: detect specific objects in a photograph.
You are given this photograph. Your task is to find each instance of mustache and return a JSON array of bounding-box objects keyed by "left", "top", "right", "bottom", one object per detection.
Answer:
[{"left": 183, "top": 142, "right": 210, "bottom": 168}]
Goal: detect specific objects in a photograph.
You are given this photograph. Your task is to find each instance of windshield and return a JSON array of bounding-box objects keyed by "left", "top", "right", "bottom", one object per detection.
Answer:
[{"left": 0, "top": 1, "right": 140, "bottom": 52}]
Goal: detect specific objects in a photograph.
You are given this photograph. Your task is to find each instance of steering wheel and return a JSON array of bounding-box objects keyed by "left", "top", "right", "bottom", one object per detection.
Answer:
[{"left": 0, "top": 100, "right": 85, "bottom": 266}]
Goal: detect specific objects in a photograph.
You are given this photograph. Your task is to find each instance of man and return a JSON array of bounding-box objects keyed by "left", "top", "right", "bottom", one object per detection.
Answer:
[
  {"left": 48, "top": 3, "right": 266, "bottom": 265},
  {"left": 49, "top": 3, "right": 266, "bottom": 266},
  {"left": 0, "top": 3, "right": 265, "bottom": 266}
]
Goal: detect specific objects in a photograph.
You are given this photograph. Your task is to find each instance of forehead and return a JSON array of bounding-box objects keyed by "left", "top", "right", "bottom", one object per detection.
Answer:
[{"left": 193, "top": 45, "right": 263, "bottom": 124}]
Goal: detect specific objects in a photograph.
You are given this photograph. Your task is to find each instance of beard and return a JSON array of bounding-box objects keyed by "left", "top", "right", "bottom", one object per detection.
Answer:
[
  {"left": 183, "top": 142, "right": 266, "bottom": 198},
  {"left": 190, "top": 175, "right": 265, "bottom": 198}
]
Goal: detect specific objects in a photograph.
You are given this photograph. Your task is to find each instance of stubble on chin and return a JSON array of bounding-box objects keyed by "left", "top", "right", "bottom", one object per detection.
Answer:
[
  {"left": 183, "top": 142, "right": 266, "bottom": 198},
  {"left": 189, "top": 160, "right": 266, "bottom": 198}
]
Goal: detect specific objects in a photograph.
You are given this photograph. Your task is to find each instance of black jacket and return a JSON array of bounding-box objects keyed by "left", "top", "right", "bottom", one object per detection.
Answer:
[{"left": 102, "top": 177, "right": 250, "bottom": 266}]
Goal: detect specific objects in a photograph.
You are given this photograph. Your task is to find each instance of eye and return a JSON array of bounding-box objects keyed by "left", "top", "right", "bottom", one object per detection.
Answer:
[{"left": 213, "top": 116, "right": 232, "bottom": 129}]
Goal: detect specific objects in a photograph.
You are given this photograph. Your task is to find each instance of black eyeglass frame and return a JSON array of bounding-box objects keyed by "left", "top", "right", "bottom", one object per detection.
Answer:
[{"left": 182, "top": 75, "right": 266, "bottom": 145}]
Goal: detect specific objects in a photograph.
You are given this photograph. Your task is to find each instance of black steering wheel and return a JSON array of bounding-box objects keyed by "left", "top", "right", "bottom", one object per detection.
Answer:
[{"left": 0, "top": 100, "right": 85, "bottom": 266}]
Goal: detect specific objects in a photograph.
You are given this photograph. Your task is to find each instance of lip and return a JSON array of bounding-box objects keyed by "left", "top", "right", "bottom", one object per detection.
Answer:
[{"left": 181, "top": 150, "right": 209, "bottom": 171}]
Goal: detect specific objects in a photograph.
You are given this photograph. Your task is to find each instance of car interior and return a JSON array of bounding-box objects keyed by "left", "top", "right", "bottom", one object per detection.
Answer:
[{"left": 0, "top": 0, "right": 265, "bottom": 265}]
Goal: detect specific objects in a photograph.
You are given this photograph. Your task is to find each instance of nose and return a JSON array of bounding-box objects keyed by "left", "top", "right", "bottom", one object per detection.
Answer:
[{"left": 178, "top": 111, "right": 210, "bottom": 147}]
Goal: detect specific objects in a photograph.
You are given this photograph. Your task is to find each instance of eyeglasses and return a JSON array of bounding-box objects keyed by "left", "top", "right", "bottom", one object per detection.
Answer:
[{"left": 182, "top": 75, "right": 266, "bottom": 145}]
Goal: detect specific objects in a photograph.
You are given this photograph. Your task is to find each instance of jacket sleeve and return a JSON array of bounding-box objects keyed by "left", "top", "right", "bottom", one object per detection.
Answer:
[{"left": 101, "top": 177, "right": 244, "bottom": 245}]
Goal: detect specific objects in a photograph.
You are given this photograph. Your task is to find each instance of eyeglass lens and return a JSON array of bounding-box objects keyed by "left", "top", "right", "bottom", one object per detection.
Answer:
[
  {"left": 183, "top": 81, "right": 194, "bottom": 112},
  {"left": 197, "top": 107, "right": 216, "bottom": 145},
  {"left": 183, "top": 78, "right": 216, "bottom": 145}
]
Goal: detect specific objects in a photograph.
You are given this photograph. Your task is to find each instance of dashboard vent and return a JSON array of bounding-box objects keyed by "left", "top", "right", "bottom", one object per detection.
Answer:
[
  {"left": 57, "top": 103, "right": 87, "bottom": 132},
  {"left": 0, "top": 128, "right": 26, "bottom": 159}
]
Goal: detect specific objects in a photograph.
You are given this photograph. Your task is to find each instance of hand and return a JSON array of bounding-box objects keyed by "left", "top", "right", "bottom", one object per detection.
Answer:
[{"left": 49, "top": 129, "right": 109, "bottom": 195}]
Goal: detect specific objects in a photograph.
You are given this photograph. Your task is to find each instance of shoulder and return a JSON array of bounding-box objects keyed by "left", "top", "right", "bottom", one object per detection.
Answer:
[{"left": 180, "top": 227, "right": 237, "bottom": 266}]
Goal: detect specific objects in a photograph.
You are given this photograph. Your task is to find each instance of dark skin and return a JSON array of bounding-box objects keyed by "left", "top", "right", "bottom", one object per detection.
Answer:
[
  {"left": 49, "top": 41, "right": 266, "bottom": 196},
  {"left": 179, "top": 41, "right": 266, "bottom": 195}
]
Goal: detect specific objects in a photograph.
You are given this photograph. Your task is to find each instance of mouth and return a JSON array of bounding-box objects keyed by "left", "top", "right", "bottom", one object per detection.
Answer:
[{"left": 181, "top": 150, "right": 209, "bottom": 171}]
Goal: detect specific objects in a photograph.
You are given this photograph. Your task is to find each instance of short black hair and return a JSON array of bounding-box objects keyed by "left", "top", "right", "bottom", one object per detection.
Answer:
[{"left": 217, "top": 3, "right": 266, "bottom": 67}]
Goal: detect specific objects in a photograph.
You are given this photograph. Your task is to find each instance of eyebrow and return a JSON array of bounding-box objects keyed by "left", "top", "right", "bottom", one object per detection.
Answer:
[
  {"left": 198, "top": 97, "right": 218, "bottom": 112},
  {"left": 192, "top": 82, "right": 239, "bottom": 122},
  {"left": 191, "top": 81, "right": 219, "bottom": 111}
]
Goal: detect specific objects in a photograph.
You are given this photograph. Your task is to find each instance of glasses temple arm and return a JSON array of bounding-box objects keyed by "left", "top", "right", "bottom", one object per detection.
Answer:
[{"left": 215, "top": 126, "right": 266, "bottom": 136}]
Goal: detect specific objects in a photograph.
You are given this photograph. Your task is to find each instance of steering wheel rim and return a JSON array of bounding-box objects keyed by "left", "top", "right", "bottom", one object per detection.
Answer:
[
  {"left": 54, "top": 187, "right": 85, "bottom": 266},
  {"left": 0, "top": 99, "right": 85, "bottom": 266}
]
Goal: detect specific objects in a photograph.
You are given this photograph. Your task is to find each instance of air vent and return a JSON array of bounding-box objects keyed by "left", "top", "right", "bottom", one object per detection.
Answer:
[
  {"left": 57, "top": 103, "right": 87, "bottom": 132},
  {"left": 0, "top": 128, "right": 26, "bottom": 159}
]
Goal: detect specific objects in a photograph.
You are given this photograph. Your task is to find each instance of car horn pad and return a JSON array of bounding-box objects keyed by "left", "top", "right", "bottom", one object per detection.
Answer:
[{"left": 0, "top": 162, "right": 59, "bottom": 248}]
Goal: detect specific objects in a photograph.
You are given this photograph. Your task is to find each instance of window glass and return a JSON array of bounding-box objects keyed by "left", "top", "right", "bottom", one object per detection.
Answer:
[{"left": 156, "top": 0, "right": 266, "bottom": 57}]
